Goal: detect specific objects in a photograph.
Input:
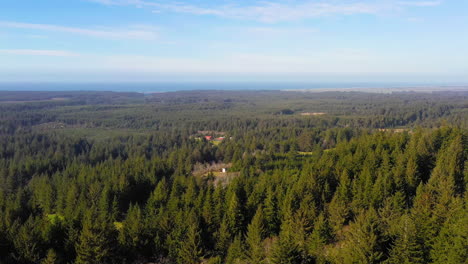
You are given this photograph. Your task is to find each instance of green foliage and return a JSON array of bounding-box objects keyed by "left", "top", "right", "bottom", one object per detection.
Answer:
[
  {"left": 75, "top": 210, "right": 116, "bottom": 264},
  {"left": 385, "top": 215, "right": 424, "bottom": 264},
  {"left": 225, "top": 236, "right": 245, "bottom": 264},
  {"left": 0, "top": 91, "right": 466, "bottom": 263},
  {"left": 430, "top": 199, "right": 468, "bottom": 264},
  {"left": 271, "top": 218, "right": 303, "bottom": 264},
  {"left": 178, "top": 212, "right": 203, "bottom": 264},
  {"left": 337, "top": 209, "right": 385, "bottom": 264},
  {"left": 245, "top": 207, "right": 265, "bottom": 264},
  {"left": 41, "top": 249, "right": 57, "bottom": 264},
  {"left": 11, "top": 217, "right": 44, "bottom": 263}
]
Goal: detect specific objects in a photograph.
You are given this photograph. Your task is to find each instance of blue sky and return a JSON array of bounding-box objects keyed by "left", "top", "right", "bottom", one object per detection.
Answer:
[{"left": 0, "top": 0, "right": 467, "bottom": 82}]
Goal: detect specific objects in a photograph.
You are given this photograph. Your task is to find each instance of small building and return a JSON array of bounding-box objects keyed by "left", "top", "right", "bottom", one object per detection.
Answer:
[
  {"left": 215, "top": 137, "right": 225, "bottom": 141},
  {"left": 222, "top": 168, "right": 227, "bottom": 173},
  {"left": 205, "top": 136, "right": 212, "bottom": 141}
]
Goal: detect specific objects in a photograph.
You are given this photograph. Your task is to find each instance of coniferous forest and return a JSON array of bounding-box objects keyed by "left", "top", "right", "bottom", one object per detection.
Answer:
[{"left": 0, "top": 90, "right": 467, "bottom": 264}]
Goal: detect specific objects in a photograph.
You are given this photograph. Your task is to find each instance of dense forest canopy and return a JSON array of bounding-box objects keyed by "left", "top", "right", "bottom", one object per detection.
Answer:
[{"left": 0, "top": 90, "right": 467, "bottom": 264}]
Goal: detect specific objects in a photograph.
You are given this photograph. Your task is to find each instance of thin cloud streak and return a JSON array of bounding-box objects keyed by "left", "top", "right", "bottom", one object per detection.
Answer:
[
  {"left": 0, "top": 49, "right": 80, "bottom": 57},
  {"left": 245, "top": 27, "right": 318, "bottom": 35},
  {"left": 89, "top": 0, "right": 442, "bottom": 23},
  {"left": 397, "top": 1, "right": 442, "bottom": 7},
  {"left": 0, "top": 21, "right": 159, "bottom": 40}
]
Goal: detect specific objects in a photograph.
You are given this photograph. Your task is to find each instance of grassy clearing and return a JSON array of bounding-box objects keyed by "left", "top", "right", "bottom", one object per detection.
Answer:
[{"left": 202, "top": 171, "right": 241, "bottom": 186}]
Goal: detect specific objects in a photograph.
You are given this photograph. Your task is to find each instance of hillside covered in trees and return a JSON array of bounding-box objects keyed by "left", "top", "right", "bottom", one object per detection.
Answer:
[{"left": 0, "top": 90, "right": 467, "bottom": 264}]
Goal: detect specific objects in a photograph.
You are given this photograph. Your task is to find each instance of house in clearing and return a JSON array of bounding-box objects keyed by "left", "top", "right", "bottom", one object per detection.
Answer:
[{"left": 205, "top": 136, "right": 213, "bottom": 141}]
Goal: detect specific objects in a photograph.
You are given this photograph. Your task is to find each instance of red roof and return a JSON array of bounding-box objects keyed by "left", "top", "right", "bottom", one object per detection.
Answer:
[{"left": 205, "top": 136, "right": 212, "bottom": 140}]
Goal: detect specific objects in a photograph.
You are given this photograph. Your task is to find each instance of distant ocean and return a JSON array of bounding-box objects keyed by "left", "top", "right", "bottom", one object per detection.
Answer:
[{"left": 0, "top": 82, "right": 464, "bottom": 93}]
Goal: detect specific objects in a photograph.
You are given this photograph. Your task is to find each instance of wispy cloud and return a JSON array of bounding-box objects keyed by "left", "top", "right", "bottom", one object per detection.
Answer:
[
  {"left": 397, "top": 1, "right": 442, "bottom": 7},
  {"left": 88, "top": 0, "right": 442, "bottom": 23},
  {"left": 0, "top": 21, "right": 159, "bottom": 40},
  {"left": 0, "top": 49, "right": 79, "bottom": 57},
  {"left": 245, "top": 27, "right": 317, "bottom": 35}
]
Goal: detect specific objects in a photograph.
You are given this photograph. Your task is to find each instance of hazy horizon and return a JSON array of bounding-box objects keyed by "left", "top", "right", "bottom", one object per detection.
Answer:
[{"left": 1, "top": 81, "right": 467, "bottom": 93}]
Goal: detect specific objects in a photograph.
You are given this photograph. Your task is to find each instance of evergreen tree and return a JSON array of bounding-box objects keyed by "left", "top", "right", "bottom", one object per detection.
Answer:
[
  {"left": 245, "top": 207, "right": 265, "bottom": 264},
  {"left": 307, "top": 213, "right": 332, "bottom": 263},
  {"left": 263, "top": 188, "right": 279, "bottom": 237},
  {"left": 226, "top": 191, "right": 244, "bottom": 236},
  {"left": 215, "top": 219, "right": 231, "bottom": 256},
  {"left": 430, "top": 199, "right": 468, "bottom": 264},
  {"left": 411, "top": 184, "right": 438, "bottom": 262},
  {"left": 385, "top": 215, "right": 424, "bottom": 264},
  {"left": 338, "top": 209, "right": 384, "bottom": 264},
  {"left": 225, "top": 236, "right": 245, "bottom": 264},
  {"left": 11, "top": 217, "right": 43, "bottom": 263},
  {"left": 178, "top": 212, "right": 203, "bottom": 264},
  {"left": 41, "top": 249, "right": 57, "bottom": 264},
  {"left": 118, "top": 204, "right": 150, "bottom": 258},
  {"left": 75, "top": 210, "right": 115, "bottom": 264},
  {"left": 271, "top": 218, "right": 302, "bottom": 264}
]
